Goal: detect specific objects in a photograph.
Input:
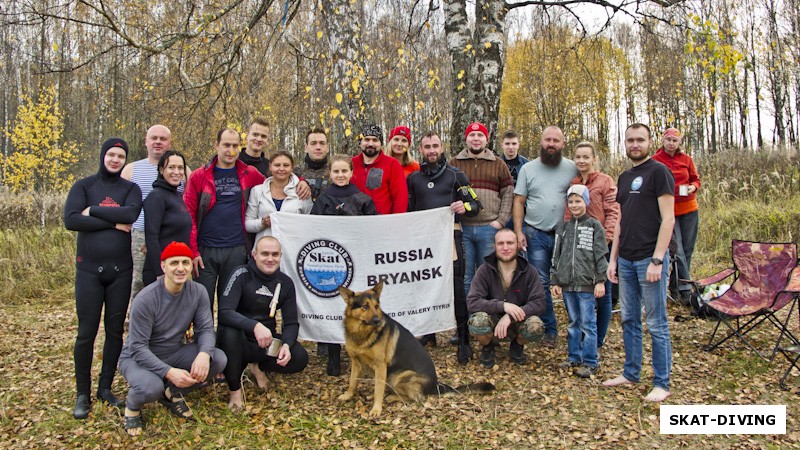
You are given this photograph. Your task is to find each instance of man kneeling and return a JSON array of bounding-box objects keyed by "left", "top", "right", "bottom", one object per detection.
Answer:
[
  {"left": 217, "top": 236, "right": 308, "bottom": 410},
  {"left": 467, "top": 228, "right": 546, "bottom": 367},
  {"left": 119, "top": 241, "right": 227, "bottom": 436}
]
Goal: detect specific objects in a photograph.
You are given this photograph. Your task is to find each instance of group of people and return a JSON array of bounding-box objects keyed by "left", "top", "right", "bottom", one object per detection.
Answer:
[{"left": 64, "top": 117, "right": 700, "bottom": 434}]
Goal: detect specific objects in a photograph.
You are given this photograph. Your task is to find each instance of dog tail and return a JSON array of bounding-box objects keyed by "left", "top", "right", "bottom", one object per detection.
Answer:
[{"left": 436, "top": 382, "right": 495, "bottom": 396}]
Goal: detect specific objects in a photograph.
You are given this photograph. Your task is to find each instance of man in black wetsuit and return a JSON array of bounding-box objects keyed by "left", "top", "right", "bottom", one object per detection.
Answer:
[
  {"left": 407, "top": 131, "right": 482, "bottom": 364},
  {"left": 64, "top": 138, "right": 143, "bottom": 419},
  {"left": 217, "top": 235, "right": 309, "bottom": 410}
]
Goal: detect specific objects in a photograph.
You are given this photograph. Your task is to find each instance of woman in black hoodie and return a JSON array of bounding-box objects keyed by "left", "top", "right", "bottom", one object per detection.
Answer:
[
  {"left": 142, "top": 150, "right": 191, "bottom": 286},
  {"left": 64, "top": 138, "right": 142, "bottom": 419}
]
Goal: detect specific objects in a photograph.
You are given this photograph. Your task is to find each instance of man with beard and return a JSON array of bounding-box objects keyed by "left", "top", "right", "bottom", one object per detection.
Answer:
[
  {"left": 467, "top": 228, "right": 546, "bottom": 367},
  {"left": 407, "top": 131, "right": 482, "bottom": 363},
  {"left": 294, "top": 126, "right": 331, "bottom": 202},
  {"left": 351, "top": 124, "right": 408, "bottom": 214},
  {"left": 512, "top": 126, "right": 577, "bottom": 347},
  {"left": 603, "top": 123, "right": 674, "bottom": 403},
  {"left": 449, "top": 122, "right": 514, "bottom": 301}
]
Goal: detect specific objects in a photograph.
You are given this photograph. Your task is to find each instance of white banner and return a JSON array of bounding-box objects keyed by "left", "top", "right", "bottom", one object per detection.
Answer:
[{"left": 271, "top": 207, "right": 456, "bottom": 344}]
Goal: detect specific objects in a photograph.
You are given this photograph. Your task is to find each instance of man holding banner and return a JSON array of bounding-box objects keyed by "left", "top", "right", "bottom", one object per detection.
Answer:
[{"left": 407, "top": 131, "right": 482, "bottom": 364}]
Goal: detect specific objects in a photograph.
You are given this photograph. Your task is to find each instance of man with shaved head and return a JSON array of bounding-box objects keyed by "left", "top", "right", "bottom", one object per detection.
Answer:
[
  {"left": 122, "top": 125, "right": 192, "bottom": 300},
  {"left": 512, "top": 126, "right": 577, "bottom": 348}
]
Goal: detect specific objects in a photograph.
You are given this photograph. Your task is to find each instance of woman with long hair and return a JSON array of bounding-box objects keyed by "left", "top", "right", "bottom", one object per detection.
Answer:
[{"left": 142, "top": 150, "right": 191, "bottom": 286}]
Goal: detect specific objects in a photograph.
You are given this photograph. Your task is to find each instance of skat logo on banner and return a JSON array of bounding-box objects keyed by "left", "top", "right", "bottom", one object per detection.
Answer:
[{"left": 297, "top": 239, "right": 354, "bottom": 298}]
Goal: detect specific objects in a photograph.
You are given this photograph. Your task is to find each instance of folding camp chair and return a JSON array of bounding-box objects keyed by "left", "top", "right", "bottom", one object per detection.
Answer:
[
  {"left": 691, "top": 240, "right": 800, "bottom": 362},
  {"left": 778, "top": 269, "right": 800, "bottom": 389}
]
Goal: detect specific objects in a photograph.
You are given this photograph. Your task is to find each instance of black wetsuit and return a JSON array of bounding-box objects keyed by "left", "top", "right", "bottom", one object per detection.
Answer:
[
  {"left": 142, "top": 177, "right": 192, "bottom": 285},
  {"left": 407, "top": 154, "right": 482, "bottom": 337},
  {"left": 64, "top": 143, "right": 142, "bottom": 396},
  {"left": 217, "top": 260, "right": 308, "bottom": 390}
]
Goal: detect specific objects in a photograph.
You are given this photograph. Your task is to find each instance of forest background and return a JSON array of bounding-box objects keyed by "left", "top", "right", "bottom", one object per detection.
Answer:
[{"left": 2, "top": 0, "right": 800, "bottom": 448}]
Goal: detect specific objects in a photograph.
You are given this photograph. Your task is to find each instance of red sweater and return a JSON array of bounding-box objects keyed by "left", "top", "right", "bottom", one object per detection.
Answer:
[
  {"left": 652, "top": 148, "right": 701, "bottom": 216},
  {"left": 351, "top": 151, "right": 409, "bottom": 214}
]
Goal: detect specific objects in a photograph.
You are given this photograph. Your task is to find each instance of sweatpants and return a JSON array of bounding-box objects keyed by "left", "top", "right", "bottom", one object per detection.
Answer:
[
  {"left": 119, "top": 345, "right": 227, "bottom": 411},
  {"left": 196, "top": 245, "right": 248, "bottom": 317}
]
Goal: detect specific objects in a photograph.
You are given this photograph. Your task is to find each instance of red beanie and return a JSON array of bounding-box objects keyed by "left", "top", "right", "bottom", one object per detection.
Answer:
[
  {"left": 465, "top": 122, "right": 489, "bottom": 139},
  {"left": 161, "top": 241, "right": 193, "bottom": 261},
  {"left": 389, "top": 126, "right": 412, "bottom": 145}
]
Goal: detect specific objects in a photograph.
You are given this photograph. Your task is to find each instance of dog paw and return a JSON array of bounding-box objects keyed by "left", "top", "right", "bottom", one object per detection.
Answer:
[
  {"left": 368, "top": 406, "right": 382, "bottom": 418},
  {"left": 337, "top": 392, "right": 354, "bottom": 402}
]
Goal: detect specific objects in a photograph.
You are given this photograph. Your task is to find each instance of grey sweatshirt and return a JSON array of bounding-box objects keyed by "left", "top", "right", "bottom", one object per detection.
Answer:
[{"left": 119, "top": 279, "right": 216, "bottom": 378}]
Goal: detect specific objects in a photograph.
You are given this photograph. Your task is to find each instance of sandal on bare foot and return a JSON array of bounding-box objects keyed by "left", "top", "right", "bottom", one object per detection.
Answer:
[
  {"left": 123, "top": 413, "right": 144, "bottom": 436},
  {"left": 159, "top": 394, "right": 194, "bottom": 420}
]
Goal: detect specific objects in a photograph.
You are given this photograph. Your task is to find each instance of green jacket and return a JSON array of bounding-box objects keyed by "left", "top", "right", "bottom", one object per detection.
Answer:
[{"left": 551, "top": 214, "right": 608, "bottom": 292}]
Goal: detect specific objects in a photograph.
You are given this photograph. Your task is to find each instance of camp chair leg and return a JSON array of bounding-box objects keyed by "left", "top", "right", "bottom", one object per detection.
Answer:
[
  {"left": 768, "top": 299, "right": 800, "bottom": 362},
  {"left": 705, "top": 315, "right": 770, "bottom": 361},
  {"left": 779, "top": 350, "right": 800, "bottom": 391}
]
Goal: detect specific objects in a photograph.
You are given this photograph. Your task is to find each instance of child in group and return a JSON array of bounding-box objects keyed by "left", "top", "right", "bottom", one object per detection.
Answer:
[
  {"left": 310, "top": 154, "right": 376, "bottom": 376},
  {"left": 551, "top": 185, "right": 608, "bottom": 378}
]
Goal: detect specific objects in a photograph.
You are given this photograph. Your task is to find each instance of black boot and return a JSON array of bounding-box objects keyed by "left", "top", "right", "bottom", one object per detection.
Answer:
[
  {"left": 449, "top": 330, "right": 459, "bottom": 345},
  {"left": 479, "top": 343, "right": 496, "bottom": 368},
  {"left": 326, "top": 344, "right": 341, "bottom": 376},
  {"left": 97, "top": 388, "right": 125, "bottom": 409},
  {"left": 456, "top": 327, "right": 472, "bottom": 364},
  {"left": 418, "top": 334, "right": 437, "bottom": 347},
  {"left": 73, "top": 394, "right": 91, "bottom": 420}
]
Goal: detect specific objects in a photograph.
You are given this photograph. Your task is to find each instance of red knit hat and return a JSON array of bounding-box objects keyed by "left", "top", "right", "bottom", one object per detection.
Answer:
[
  {"left": 465, "top": 122, "right": 489, "bottom": 139},
  {"left": 389, "top": 126, "right": 412, "bottom": 145},
  {"left": 161, "top": 241, "right": 193, "bottom": 261}
]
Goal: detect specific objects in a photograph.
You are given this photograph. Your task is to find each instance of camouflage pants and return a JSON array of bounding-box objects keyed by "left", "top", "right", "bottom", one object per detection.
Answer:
[
  {"left": 468, "top": 311, "right": 544, "bottom": 343},
  {"left": 130, "top": 229, "right": 145, "bottom": 300}
]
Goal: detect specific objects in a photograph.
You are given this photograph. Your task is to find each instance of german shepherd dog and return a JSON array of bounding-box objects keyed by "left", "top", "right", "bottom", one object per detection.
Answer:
[{"left": 337, "top": 282, "right": 494, "bottom": 417}]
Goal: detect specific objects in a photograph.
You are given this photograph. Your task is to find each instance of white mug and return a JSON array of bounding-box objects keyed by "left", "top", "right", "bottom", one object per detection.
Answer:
[{"left": 679, "top": 185, "right": 689, "bottom": 196}]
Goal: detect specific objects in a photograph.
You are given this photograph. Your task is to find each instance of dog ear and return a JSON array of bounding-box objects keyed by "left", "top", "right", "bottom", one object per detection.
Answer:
[
  {"left": 338, "top": 285, "right": 354, "bottom": 304},
  {"left": 372, "top": 281, "right": 384, "bottom": 297}
]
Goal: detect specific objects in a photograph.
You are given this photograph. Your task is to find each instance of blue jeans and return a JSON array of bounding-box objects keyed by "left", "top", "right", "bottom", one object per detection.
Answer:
[
  {"left": 523, "top": 224, "right": 557, "bottom": 335},
  {"left": 673, "top": 210, "right": 699, "bottom": 292},
  {"left": 563, "top": 291, "right": 598, "bottom": 367},
  {"left": 617, "top": 254, "right": 672, "bottom": 390},
  {"left": 462, "top": 224, "right": 497, "bottom": 296},
  {"left": 597, "top": 244, "right": 613, "bottom": 347}
]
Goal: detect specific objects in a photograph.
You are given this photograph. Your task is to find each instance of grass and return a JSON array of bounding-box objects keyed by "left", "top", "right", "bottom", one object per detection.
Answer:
[{"left": 1, "top": 148, "right": 800, "bottom": 447}]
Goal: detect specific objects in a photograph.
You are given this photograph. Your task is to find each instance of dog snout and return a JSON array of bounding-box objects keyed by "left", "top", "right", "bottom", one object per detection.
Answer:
[{"left": 367, "top": 315, "right": 381, "bottom": 326}]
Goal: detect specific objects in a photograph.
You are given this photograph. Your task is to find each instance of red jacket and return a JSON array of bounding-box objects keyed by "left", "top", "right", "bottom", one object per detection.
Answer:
[
  {"left": 564, "top": 171, "right": 619, "bottom": 244},
  {"left": 183, "top": 157, "right": 265, "bottom": 257},
  {"left": 652, "top": 148, "right": 701, "bottom": 216},
  {"left": 351, "top": 151, "right": 408, "bottom": 214}
]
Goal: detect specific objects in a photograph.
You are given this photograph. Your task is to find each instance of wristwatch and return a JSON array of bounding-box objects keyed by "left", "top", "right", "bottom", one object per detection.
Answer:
[{"left": 651, "top": 257, "right": 663, "bottom": 265}]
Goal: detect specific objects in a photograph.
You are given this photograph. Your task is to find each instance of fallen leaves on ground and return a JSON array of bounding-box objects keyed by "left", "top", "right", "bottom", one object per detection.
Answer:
[{"left": 0, "top": 300, "right": 798, "bottom": 449}]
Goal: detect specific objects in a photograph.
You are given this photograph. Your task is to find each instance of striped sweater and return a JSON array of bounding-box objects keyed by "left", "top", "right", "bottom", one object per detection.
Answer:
[{"left": 449, "top": 149, "right": 514, "bottom": 226}]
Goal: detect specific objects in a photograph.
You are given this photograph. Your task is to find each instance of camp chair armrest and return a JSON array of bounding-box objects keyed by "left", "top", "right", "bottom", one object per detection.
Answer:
[
  {"left": 782, "top": 265, "right": 800, "bottom": 293},
  {"left": 693, "top": 268, "right": 736, "bottom": 288}
]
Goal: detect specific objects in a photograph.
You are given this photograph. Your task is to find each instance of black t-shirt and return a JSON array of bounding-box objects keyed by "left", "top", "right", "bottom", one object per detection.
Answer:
[
  {"left": 198, "top": 167, "right": 246, "bottom": 248},
  {"left": 616, "top": 158, "right": 675, "bottom": 261}
]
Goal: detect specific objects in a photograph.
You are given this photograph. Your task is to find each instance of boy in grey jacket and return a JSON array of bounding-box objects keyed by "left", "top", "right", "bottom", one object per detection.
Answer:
[{"left": 551, "top": 185, "right": 608, "bottom": 378}]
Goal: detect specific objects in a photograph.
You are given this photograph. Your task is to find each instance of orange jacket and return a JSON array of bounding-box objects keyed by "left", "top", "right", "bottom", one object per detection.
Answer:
[{"left": 564, "top": 171, "right": 619, "bottom": 244}]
